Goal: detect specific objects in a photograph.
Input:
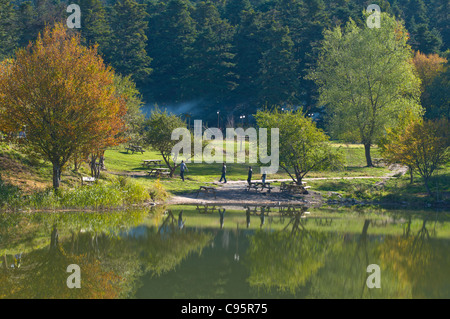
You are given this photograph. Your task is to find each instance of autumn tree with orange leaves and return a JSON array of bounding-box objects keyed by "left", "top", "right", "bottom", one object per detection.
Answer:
[
  {"left": 412, "top": 51, "right": 448, "bottom": 119},
  {"left": 0, "top": 23, "right": 127, "bottom": 190}
]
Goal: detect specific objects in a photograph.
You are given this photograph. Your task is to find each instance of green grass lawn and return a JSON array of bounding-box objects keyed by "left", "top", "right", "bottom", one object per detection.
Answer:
[
  {"left": 102, "top": 143, "right": 391, "bottom": 195},
  {"left": 2, "top": 141, "right": 447, "bottom": 209}
]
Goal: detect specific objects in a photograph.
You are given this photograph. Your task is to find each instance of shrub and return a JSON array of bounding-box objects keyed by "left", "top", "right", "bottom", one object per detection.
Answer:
[{"left": 148, "top": 179, "right": 170, "bottom": 202}]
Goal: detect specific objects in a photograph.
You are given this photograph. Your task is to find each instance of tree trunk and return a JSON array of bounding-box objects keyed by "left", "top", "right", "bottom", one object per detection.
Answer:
[
  {"left": 2, "top": 255, "right": 7, "bottom": 272},
  {"left": 409, "top": 166, "right": 414, "bottom": 184},
  {"left": 52, "top": 163, "right": 61, "bottom": 190},
  {"left": 99, "top": 155, "right": 105, "bottom": 170},
  {"left": 73, "top": 158, "right": 79, "bottom": 172},
  {"left": 50, "top": 226, "right": 59, "bottom": 251},
  {"left": 364, "top": 143, "right": 373, "bottom": 167},
  {"left": 170, "top": 166, "right": 177, "bottom": 178},
  {"left": 424, "top": 177, "right": 432, "bottom": 196}
]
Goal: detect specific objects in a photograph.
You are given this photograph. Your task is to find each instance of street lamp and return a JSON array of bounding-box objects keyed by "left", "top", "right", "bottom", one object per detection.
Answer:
[
  {"left": 239, "top": 115, "right": 246, "bottom": 150},
  {"left": 217, "top": 111, "right": 220, "bottom": 129},
  {"left": 239, "top": 115, "right": 245, "bottom": 126}
]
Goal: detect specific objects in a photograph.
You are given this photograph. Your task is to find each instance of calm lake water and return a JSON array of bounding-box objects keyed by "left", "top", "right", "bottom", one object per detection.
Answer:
[{"left": 1, "top": 205, "right": 449, "bottom": 299}]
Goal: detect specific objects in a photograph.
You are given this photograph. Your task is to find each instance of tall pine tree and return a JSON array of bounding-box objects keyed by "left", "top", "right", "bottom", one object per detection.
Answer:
[
  {"left": 74, "top": 0, "right": 112, "bottom": 59},
  {"left": 186, "top": 1, "right": 237, "bottom": 108},
  {"left": 146, "top": 0, "right": 197, "bottom": 103},
  {"left": 109, "top": 0, "right": 152, "bottom": 83},
  {"left": 0, "top": 0, "right": 18, "bottom": 60}
]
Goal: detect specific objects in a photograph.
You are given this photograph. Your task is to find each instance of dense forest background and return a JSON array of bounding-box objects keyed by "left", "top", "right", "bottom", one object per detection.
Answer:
[{"left": 0, "top": 0, "right": 448, "bottom": 124}]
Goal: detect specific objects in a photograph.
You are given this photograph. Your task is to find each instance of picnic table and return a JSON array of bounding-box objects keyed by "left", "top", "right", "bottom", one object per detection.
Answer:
[
  {"left": 125, "top": 145, "right": 145, "bottom": 154},
  {"left": 141, "top": 159, "right": 163, "bottom": 168},
  {"left": 280, "top": 181, "right": 310, "bottom": 194},
  {"left": 246, "top": 182, "right": 274, "bottom": 193},
  {"left": 147, "top": 167, "right": 170, "bottom": 177},
  {"left": 196, "top": 186, "right": 217, "bottom": 199}
]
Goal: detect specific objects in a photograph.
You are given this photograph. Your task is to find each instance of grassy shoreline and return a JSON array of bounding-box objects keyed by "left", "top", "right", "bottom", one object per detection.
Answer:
[{"left": 1, "top": 142, "right": 449, "bottom": 211}]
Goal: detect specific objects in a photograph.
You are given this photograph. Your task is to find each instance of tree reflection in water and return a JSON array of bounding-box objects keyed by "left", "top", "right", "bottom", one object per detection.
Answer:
[
  {"left": 0, "top": 208, "right": 213, "bottom": 298},
  {"left": 246, "top": 207, "right": 450, "bottom": 298},
  {"left": 246, "top": 206, "right": 336, "bottom": 294},
  {"left": 1, "top": 207, "right": 449, "bottom": 299}
]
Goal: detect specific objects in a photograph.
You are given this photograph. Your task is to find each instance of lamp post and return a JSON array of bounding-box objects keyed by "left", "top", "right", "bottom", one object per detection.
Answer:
[
  {"left": 240, "top": 115, "right": 245, "bottom": 126},
  {"left": 239, "top": 115, "right": 245, "bottom": 150},
  {"left": 217, "top": 111, "right": 220, "bottom": 129}
]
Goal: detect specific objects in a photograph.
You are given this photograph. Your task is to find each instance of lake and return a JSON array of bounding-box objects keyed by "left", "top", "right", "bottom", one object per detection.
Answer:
[{"left": 1, "top": 205, "right": 449, "bottom": 299}]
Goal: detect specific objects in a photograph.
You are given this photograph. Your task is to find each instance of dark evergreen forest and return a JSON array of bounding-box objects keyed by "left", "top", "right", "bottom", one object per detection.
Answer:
[{"left": 1, "top": 0, "right": 448, "bottom": 123}]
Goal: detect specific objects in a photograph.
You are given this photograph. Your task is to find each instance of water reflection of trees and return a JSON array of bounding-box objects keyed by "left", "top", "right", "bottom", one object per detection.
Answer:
[
  {"left": 0, "top": 224, "right": 122, "bottom": 298},
  {"left": 246, "top": 206, "right": 339, "bottom": 294},
  {"left": 379, "top": 213, "right": 450, "bottom": 298},
  {"left": 0, "top": 208, "right": 213, "bottom": 298},
  {"left": 245, "top": 207, "right": 449, "bottom": 298}
]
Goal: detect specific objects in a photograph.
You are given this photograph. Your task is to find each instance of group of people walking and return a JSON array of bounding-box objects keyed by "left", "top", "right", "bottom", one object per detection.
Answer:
[{"left": 178, "top": 160, "right": 266, "bottom": 185}]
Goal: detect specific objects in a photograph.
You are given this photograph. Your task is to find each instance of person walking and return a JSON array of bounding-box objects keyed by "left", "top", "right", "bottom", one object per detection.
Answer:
[
  {"left": 219, "top": 163, "right": 227, "bottom": 183},
  {"left": 261, "top": 170, "right": 267, "bottom": 184},
  {"left": 247, "top": 166, "right": 253, "bottom": 185},
  {"left": 180, "top": 160, "right": 188, "bottom": 182}
]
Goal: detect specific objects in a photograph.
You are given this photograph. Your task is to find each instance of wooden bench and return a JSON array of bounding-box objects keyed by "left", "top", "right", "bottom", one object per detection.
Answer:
[
  {"left": 196, "top": 186, "right": 217, "bottom": 199},
  {"left": 148, "top": 168, "right": 170, "bottom": 178},
  {"left": 246, "top": 182, "right": 273, "bottom": 193},
  {"left": 142, "top": 159, "right": 163, "bottom": 168},
  {"left": 81, "top": 176, "right": 96, "bottom": 186}
]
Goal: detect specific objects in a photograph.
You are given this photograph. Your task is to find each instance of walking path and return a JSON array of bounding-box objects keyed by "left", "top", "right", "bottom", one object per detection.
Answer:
[{"left": 166, "top": 165, "right": 407, "bottom": 206}]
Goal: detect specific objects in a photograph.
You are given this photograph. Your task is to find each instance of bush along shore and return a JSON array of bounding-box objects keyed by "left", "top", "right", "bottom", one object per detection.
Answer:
[{"left": 0, "top": 176, "right": 169, "bottom": 212}]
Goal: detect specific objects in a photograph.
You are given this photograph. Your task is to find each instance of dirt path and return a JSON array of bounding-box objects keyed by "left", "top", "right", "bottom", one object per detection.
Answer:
[{"left": 166, "top": 165, "right": 408, "bottom": 206}]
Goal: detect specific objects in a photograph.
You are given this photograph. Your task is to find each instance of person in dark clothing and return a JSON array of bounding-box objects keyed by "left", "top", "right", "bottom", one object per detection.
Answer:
[
  {"left": 247, "top": 166, "right": 252, "bottom": 185},
  {"left": 219, "top": 209, "right": 226, "bottom": 229},
  {"left": 180, "top": 160, "right": 188, "bottom": 181},
  {"left": 261, "top": 171, "right": 267, "bottom": 184},
  {"left": 178, "top": 211, "right": 185, "bottom": 229},
  {"left": 219, "top": 163, "right": 227, "bottom": 183}
]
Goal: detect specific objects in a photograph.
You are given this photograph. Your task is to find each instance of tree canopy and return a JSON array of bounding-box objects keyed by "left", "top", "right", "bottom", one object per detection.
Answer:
[
  {"left": 0, "top": 23, "right": 128, "bottom": 189},
  {"left": 254, "top": 109, "right": 343, "bottom": 185},
  {"left": 1, "top": 0, "right": 447, "bottom": 122},
  {"left": 309, "top": 12, "right": 423, "bottom": 166}
]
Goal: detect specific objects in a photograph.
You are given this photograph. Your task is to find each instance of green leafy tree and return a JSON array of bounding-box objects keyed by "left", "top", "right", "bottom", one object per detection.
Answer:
[
  {"left": 309, "top": 13, "right": 422, "bottom": 166},
  {"left": 379, "top": 110, "right": 421, "bottom": 183},
  {"left": 142, "top": 108, "right": 192, "bottom": 177},
  {"left": 114, "top": 75, "right": 146, "bottom": 145},
  {"left": 255, "top": 109, "right": 343, "bottom": 185}
]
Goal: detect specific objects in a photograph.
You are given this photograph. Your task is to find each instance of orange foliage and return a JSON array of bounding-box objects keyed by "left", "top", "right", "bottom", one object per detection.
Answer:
[
  {"left": 412, "top": 51, "right": 447, "bottom": 89},
  {"left": 0, "top": 23, "right": 127, "bottom": 186}
]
